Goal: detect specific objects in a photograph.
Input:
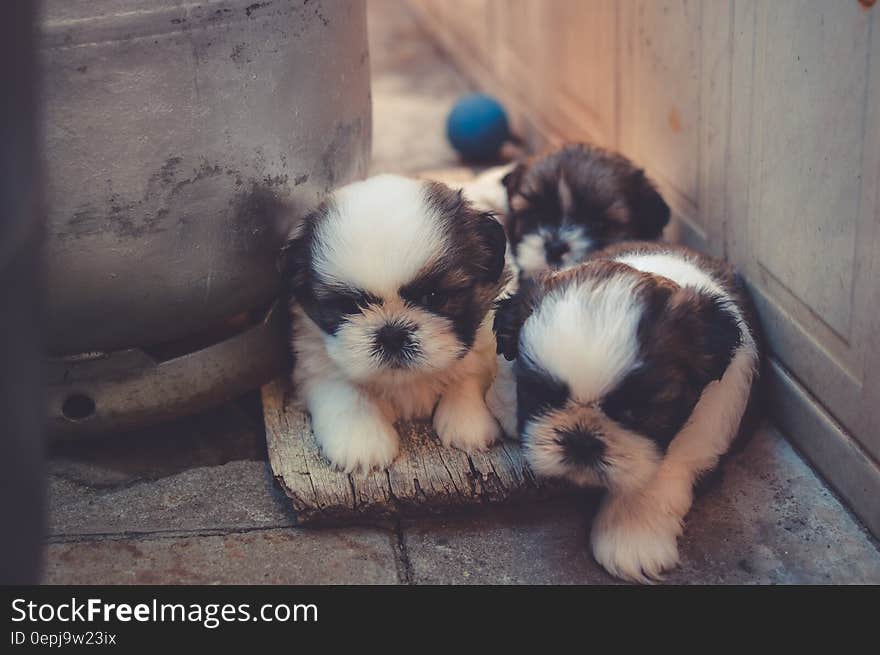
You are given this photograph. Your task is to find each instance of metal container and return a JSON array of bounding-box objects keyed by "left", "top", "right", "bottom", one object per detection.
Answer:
[{"left": 40, "top": 0, "right": 371, "bottom": 436}]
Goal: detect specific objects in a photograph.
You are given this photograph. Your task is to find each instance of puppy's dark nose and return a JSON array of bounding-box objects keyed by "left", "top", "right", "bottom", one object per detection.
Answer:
[
  {"left": 545, "top": 239, "right": 570, "bottom": 266},
  {"left": 374, "top": 324, "right": 411, "bottom": 356},
  {"left": 556, "top": 427, "right": 606, "bottom": 467}
]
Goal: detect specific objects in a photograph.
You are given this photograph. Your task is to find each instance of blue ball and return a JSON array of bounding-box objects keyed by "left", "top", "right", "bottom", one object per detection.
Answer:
[{"left": 446, "top": 94, "right": 510, "bottom": 161}]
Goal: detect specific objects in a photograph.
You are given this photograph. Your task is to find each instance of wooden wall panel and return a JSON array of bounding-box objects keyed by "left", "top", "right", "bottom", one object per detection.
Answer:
[
  {"left": 415, "top": 0, "right": 496, "bottom": 72},
  {"left": 410, "top": 0, "right": 619, "bottom": 147},
  {"left": 620, "top": 1, "right": 703, "bottom": 219},
  {"left": 494, "top": 0, "right": 620, "bottom": 146},
  {"left": 750, "top": 2, "right": 869, "bottom": 341}
]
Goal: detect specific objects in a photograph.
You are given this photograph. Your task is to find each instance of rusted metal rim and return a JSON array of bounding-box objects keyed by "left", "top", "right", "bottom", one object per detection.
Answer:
[{"left": 48, "top": 302, "right": 287, "bottom": 438}]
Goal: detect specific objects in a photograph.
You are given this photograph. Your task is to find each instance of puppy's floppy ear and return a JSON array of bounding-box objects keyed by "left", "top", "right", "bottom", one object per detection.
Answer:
[
  {"left": 475, "top": 212, "right": 507, "bottom": 283},
  {"left": 493, "top": 278, "right": 541, "bottom": 360},
  {"left": 501, "top": 162, "right": 527, "bottom": 200},
  {"left": 627, "top": 169, "right": 670, "bottom": 239},
  {"left": 663, "top": 288, "right": 741, "bottom": 385},
  {"left": 278, "top": 207, "right": 322, "bottom": 301},
  {"left": 424, "top": 180, "right": 508, "bottom": 284}
]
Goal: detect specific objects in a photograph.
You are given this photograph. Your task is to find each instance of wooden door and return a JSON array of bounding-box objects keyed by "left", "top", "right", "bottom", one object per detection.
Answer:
[{"left": 725, "top": 0, "right": 880, "bottom": 535}]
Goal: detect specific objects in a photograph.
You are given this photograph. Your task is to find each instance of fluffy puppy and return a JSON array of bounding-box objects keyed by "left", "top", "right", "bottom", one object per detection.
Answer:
[
  {"left": 283, "top": 174, "right": 509, "bottom": 473},
  {"left": 491, "top": 242, "right": 761, "bottom": 582},
  {"left": 501, "top": 144, "right": 670, "bottom": 278}
]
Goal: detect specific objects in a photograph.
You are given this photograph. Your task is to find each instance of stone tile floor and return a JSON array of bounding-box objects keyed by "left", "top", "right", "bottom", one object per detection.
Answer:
[{"left": 43, "top": 0, "right": 880, "bottom": 585}]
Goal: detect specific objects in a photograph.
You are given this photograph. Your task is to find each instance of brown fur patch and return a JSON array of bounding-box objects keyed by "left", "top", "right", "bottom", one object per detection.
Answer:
[{"left": 593, "top": 241, "right": 764, "bottom": 447}]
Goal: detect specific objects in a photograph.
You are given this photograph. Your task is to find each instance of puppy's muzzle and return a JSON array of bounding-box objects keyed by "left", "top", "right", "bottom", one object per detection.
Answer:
[
  {"left": 544, "top": 238, "right": 570, "bottom": 267},
  {"left": 373, "top": 322, "right": 417, "bottom": 366},
  {"left": 555, "top": 426, "right": 606, "bottom": 467}
]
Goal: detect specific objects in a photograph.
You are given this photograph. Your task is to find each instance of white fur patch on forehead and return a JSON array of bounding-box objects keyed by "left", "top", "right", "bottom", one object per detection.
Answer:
[
  {"left": 520, "top": 273, "right": 643, "bottom": 401},
  {"left": 313, "top": 175, "right": 448, "bottom": 295}
]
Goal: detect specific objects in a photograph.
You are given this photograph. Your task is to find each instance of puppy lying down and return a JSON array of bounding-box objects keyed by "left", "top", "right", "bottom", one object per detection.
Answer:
[
  {"left": 282, "top": 175, "right": 510, "bottom": 474},
  {"left": 490, "top": 242, "right": 761, "bottom": 582},
  {"left": 462, "top": 144, "right": 670, "bottom": 278}
]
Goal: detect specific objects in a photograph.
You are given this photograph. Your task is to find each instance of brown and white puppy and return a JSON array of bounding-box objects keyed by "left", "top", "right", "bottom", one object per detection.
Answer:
[
  {"left": 490, "top": 242, "right": 761, "bottom": 582},
  {"left": 500, "top": 144, "right": 670, "bottom": 278},
  {"left": 283, "top": 174, "right": 509, "bottom": 473}
]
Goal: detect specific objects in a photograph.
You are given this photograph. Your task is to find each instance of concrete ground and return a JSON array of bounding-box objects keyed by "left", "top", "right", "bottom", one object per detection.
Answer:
[{"left": 43, "top": 0, "right": 880, "bottom": 585}]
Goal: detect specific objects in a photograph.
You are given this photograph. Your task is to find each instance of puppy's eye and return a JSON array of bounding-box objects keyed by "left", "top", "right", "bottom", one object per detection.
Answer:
[
  {"left": 420, "top": 290, "right": 448, "bottom": 309},
  {"left": 602, "top": 399, "right": 638, "bottom": 427},
  {"left": 333, "top": 296, "right": 367, "bottom": 314},
  {"left": 335, "top": 297, "right": 360, "bottom": 315},
  {"left": 602, "top": 387, "right": 649, "bottom": 428}
]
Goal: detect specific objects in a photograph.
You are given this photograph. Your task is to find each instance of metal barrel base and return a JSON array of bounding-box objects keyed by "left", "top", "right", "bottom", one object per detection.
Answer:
[{"left": 48, "top": 305, "right": 286, "bottom": 439}]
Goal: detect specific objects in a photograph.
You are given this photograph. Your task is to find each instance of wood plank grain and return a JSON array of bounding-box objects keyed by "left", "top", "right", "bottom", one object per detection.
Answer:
[
  {"left": 262, "top": 380, "right": 354, "bottom": 523},
  {"left": 262, "top": 378, "right": 569, "bottom": 524}
]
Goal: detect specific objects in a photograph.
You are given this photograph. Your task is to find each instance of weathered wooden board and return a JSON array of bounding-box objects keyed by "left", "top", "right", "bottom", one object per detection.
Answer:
[{"left": 262, "top": 378, "right": 567, "bottom": 524}]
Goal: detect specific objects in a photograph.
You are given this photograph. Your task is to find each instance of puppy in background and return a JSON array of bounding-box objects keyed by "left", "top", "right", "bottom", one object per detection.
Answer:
[
  {"left": 283, "top": 174, "right": 509, "bottom": 473},
  {"left": 469, "top": 144, "right": 670, "bottom": 278},
  {"left": 492, "top": 242, "right": 761, "bottom": 582}
]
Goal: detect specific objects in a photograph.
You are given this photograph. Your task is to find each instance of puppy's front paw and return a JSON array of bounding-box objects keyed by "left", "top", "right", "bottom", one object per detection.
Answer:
[
  {"left": 590, "top": 494, "right": 683, "bottom": 584},
  {"left": 314, "top": 411, "right": 399, "bottom": 474},
  {"left": 433, "top": 392, "right": 501, "bottom": 453}
]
